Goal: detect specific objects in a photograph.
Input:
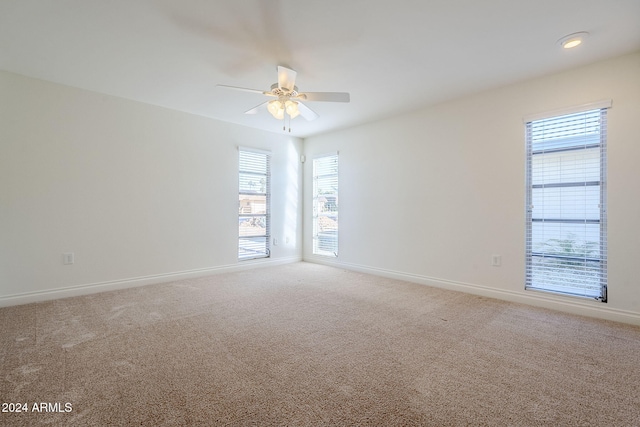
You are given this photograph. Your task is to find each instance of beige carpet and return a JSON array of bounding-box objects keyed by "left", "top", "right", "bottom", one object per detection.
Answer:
[{"left": 1, "top": 262, "right": 639, "bottom": 426}]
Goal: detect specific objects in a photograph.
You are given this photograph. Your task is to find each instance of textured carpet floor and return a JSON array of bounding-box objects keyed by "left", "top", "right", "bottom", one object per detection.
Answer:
[{"left": 1, "top": 262, "right": 639, "bottom": 426}]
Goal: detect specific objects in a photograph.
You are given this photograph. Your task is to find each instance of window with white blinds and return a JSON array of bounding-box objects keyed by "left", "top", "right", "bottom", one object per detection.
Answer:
[
  {"left": 313, "top": 154, "right": 338, "bottom": 257},
  {"left": 238, "top": 149, "right": 270, "bottom": 260},
  {"left": 525, "top": 106, "right": 608, "bottom": 301}
]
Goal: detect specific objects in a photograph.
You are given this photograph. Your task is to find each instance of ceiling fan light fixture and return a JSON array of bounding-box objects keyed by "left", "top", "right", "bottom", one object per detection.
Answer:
[
  {"left": 285, "top": 100, "right": 300, "bottom": 119},
  {"left": 558, "top": 32, "right": 589, "bottom": 49},
  {"left": 267, "top": 100, "right": 284, "bottom": 119}
]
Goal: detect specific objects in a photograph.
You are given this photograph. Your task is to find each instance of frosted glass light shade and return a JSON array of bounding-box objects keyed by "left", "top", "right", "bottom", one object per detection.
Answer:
[
  {"left": 285, "top": 100, "right": 300, "bottom": 119},
  {"left": 267, "top": 100, "right": 284, "bottom": 119}
]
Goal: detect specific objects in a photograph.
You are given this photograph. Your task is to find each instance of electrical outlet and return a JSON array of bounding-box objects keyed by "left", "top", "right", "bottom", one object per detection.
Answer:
[
  {"left": 63, "top": 253, "right": 74, "bottom": 265},
  {"left": 492, "top": 254, "right": 502, "bottom": 267},
  {"left": 273, "top": 238, "right": 278, "bottom": 246}
]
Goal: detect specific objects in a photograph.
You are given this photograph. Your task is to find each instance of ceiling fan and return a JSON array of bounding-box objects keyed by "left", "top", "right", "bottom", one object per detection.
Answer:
[{"left": 217, "top": 65, "right": 350, "bottom": 131}]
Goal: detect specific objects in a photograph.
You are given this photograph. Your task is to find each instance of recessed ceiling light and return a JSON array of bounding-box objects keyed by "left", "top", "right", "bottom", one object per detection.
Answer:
[{"left": 557, "top": 32, "right": 589, "bottom": 49}]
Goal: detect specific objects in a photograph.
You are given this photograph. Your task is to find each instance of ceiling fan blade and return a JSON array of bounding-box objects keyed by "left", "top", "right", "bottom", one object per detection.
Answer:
[
  {"left": 297, "top": 92, "right": 350, "bottom": 103},
  {"left": 297, "top": 102, "right": 319, "bottom": 121},
  {"left": 244, "top": 101, "right": 269, "bottom": 115},
  {"left": 216, "top": 84, "right": 271, "bottom": 96},
  {"left": 277, "top": 66, "right": 297, "bottom": 92}
]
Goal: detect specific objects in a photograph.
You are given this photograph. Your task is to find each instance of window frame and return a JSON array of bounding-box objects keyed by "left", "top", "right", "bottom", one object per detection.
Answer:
[
  {"left": 238, "top": 147, "right": 271, "bottom": 261},
  {"left": 312, "top": 152, "right": 339, "bottom": 257},
  {"left": 524, "top": 102, "right": 610, "bottom": 301}
]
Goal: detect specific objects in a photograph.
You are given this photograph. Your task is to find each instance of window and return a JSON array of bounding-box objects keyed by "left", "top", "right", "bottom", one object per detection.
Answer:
[
  {"left": 525, "top": 104, "right": 609, "bottom": 301},
  {"left": 238, "top": 149, "right": 270, "bottom": 260},
  {"left": 313, "top": 153, "right": 338, "bottom": 256}
]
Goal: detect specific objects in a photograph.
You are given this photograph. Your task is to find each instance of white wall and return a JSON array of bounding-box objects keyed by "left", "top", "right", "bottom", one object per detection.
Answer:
[
  {"left": 0, "top": 71, "right": 303, "bottom": 304},
  {"left": 303, "top": 52, "right": 640, "bottom": 325}
]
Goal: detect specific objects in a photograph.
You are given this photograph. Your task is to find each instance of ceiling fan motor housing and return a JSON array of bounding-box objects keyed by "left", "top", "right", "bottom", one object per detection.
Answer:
[{"left": 270, "top": 83, "right": 299, "bottom": 98}]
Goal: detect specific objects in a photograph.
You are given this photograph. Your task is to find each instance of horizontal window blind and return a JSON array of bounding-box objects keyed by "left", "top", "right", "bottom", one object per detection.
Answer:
[
  {"left": 525, "top": 108, "right": 607, "bottom": 301},
  {"left": 239, "top": 150, "right": 270, "bottom": 260},
  {"left": 313, "top": 154, "right": 338, "bottom": 257}
]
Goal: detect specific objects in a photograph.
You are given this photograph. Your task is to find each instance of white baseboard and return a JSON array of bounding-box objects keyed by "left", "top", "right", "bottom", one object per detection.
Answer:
[
  {"left": 305, "top": 257, "right": 640, "bottom": 326},
  {"left": 0, "top": 256, "right": 302, "bottom": 308}
]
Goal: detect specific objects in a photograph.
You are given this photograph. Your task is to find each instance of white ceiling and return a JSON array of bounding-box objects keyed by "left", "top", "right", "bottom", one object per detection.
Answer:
[{"left": 1, "top": 0, "right": 639, "bottom": 138}]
